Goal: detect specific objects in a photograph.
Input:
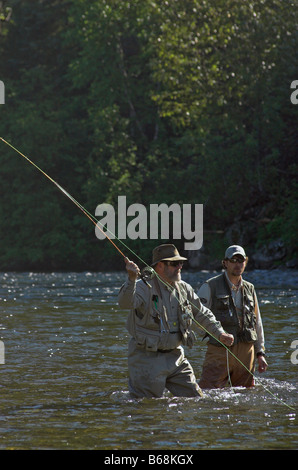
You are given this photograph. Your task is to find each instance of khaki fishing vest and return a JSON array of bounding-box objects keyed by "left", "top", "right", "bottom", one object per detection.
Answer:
[
  {"left": 205, "top": 273, "right": 257, "bottom": 346},
  {"left": 126, "top": 277, "right": 196, "bottom": 352}
]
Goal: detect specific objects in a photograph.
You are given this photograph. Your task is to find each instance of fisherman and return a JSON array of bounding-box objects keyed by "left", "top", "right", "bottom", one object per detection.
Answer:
[
  {"left": 118, "top": 244, "right": 234, "bottom": 398},
  {"left": 198, "top": 245, "right": 268, "bottom": 389}
]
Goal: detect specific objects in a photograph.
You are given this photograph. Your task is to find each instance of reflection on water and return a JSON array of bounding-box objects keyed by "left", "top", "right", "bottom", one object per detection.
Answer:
[{"left": 0, "top": 270, "right": 297, "bottom": 450}]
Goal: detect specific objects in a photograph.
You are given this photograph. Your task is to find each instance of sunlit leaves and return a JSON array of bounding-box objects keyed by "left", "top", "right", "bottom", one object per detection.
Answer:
[{"left": 0, "top": 0, "right": 297, "bottom": 268}]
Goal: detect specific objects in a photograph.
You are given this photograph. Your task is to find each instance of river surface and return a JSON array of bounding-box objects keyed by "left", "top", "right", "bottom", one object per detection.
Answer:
[{"left": 0, "top": 269, "right": 297, "bottom": 450}]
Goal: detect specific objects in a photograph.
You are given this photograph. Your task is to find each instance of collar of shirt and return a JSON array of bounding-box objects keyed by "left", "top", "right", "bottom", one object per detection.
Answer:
[
  {"left": 158, "top": 277, "right": 177, "bottom": 293},
  {"left": 224, "top": 271, "right": 243, "bottom": 292}
]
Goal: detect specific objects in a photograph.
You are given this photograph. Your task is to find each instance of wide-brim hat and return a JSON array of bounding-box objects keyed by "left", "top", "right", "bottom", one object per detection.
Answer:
[
  {"left": 151, "top": 244, "right": 187, "bottom": 266},
  {"left": 224, "top": 245, "right": 246, "bottom": 259}
]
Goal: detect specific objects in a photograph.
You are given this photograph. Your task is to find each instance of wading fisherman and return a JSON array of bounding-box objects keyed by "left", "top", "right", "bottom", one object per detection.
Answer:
[
  {"left": 118, "top": 244, "right": 234, "bottom": 398},
  {"left": 198, "top": 245, "right": 268, "bottom": 389}
]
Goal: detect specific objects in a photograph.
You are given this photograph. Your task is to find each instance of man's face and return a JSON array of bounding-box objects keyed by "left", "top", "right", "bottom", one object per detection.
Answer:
[
  {"left": 158, "top": 260, "right": 184, "bottom": 284},
  {"left": 225, "top": 256, "right": 246, "bottom": 278}
]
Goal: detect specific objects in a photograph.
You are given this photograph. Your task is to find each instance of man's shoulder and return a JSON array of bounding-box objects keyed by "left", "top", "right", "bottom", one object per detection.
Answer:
[
  {"left": 178, "top": 279, "right": 191, "bottom": 290},
  {"left": 242, "top": 278, "right": 255, "bottom": 291},
  {"left": 177, "top": 279, "right": 194, "bottom": 295},
  {"left": 205, "top": 272, "right": 225, "bottom": 285},
  {"left": 135, "top": 278, "right": 152, "bottom": 295}
]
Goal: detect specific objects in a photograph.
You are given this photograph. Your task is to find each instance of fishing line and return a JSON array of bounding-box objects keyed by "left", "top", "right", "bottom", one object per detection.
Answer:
[
  {"left": 226, "top": 348, "right": 233, "bottom": 389},
  {"left": 140, "top": 268, "right": 295, "bottom": 410},
  {"left": 225, "top": 348, "right": 239, "bottom": 401},
  {"left": 189, "top": 297, "right": 295, "bottom": 411},
  {"left": 1, "top": 137, "right": 295, "bottom": 411},
  {"left": 0, "top": 137, "right": 127, "bottom": 258},
  {"left": 0, "top": 137, "right": 158, "bottom": 286}
]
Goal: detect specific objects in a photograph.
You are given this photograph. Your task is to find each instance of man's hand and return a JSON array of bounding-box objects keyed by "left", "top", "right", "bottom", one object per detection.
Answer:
[
  {"left": 124, "top": 257, "right": 140, "bottom": 281},
  {"left": 257, "top": 355, "right": 268, "bottom": 373},
  {"left": 219, "top": 333, "right": 234, "bottom": 347}
]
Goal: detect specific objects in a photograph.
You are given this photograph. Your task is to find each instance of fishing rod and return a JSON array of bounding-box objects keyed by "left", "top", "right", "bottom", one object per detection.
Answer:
[
  {"left": 1, "top": 137, "right": 295, "bottom": 411},
  {"left": 0, "top": 137, "right": 150, "bottom": 286}
]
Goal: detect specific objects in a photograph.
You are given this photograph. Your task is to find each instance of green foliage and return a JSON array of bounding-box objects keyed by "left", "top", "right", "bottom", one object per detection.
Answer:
[{"left": 0, "top": 0, "right": 297, "bottom": 270}]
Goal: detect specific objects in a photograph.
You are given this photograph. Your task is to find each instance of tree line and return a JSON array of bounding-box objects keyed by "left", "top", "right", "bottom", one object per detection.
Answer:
[{"left": 0, "top": 0, "right": 297, "bottom": 271}]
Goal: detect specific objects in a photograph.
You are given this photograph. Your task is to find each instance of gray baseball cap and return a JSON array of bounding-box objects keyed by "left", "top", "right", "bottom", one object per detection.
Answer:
[{"left": 224, "top": 245, "right": 246, "bottom": 259}]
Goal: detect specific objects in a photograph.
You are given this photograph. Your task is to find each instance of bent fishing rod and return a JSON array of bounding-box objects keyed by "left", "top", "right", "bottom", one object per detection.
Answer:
[
  {"left": 0, "top": 137, "right": 149, "bottom": 286},
  {"left": 1, "top": 137, "right": 295, "bottom": 411}
]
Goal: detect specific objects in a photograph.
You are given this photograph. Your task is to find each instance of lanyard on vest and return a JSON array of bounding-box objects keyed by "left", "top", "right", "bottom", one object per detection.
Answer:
[{"left": 152, "top": 277, "right": 170, "bottom": 333}]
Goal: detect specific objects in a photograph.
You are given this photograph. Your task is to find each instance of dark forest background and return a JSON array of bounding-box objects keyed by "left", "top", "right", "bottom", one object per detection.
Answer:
[{"left": 0, "top": 0, "right": 297, "bottom": 271}]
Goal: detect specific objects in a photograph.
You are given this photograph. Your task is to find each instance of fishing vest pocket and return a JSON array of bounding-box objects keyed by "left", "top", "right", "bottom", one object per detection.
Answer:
[
  {"left": 245, "top": 294, "right": 255, "bottom": 315},
  {"left": 178, "top": 304, "right": 195, "bottom": 348},
  {"left": 240, "top": 328, "right": 258, "bottom": 343},
  {"left": 214, "top": 294, "right": 236, "bottom": 326},
  {"left": 239, "top": 294, "right": 257, "bottom": 343},
  {"left": 134, "top": 326, "right": 160, "bottom": 351},
  {"left": 180, "top": 327, "right": 196, "bottom": 348},
  {"left": 134, "top": 325, "right": 181, "bottom": 351}
]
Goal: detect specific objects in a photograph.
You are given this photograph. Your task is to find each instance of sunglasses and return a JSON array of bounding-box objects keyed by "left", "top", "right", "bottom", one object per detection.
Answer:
[
  {"left": 228, "top": 257, "right": 246, "bottom": 264},
  {"left": 162, "top": 260, "right": 184, "bottom": 267}
]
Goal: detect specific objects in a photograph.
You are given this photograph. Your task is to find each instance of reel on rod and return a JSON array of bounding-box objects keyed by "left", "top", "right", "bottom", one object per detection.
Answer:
[{"left": 139, "top": 266, "right": 156, "bottom": 287}]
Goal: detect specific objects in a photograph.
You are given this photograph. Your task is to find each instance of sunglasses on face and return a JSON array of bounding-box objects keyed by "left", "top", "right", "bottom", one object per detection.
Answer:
[
  {"left": 228, "top": 257, "right": 246, "bottom": 264},
  {"left": 162, "top": 260, "right": 184, "bottom": 267}
]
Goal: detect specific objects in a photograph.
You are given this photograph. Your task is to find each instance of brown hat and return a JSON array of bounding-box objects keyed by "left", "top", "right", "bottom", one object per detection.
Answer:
[{"left": 151, "top": 244, "right": 187, "bottom": 266}]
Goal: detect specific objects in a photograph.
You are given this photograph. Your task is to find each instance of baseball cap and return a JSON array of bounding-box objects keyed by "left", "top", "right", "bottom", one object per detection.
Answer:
[{"left": 224, "top": 245, "right": 246, "bottom": 259}]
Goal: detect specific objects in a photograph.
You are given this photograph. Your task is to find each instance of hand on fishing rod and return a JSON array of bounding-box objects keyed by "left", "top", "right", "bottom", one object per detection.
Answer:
[
  {"left": 219, "top": 332, "right": 234, "bottom": 347},
  {"left": 124, "top": 257, "right": 140, "bottom": 281}
]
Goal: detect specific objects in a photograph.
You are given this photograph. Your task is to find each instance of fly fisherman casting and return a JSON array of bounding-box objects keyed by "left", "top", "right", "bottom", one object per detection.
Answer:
[
  {"left": 0, "top": 138, "right": 294, "bottom": 411},
  {"left": 118, "top": 244, "right": 234, "bottom": 398}
]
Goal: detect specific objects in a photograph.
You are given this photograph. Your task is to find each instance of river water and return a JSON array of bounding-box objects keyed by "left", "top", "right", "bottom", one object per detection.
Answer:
[{"left": 0, "top": 269, "right": 297, "bottom": 450}]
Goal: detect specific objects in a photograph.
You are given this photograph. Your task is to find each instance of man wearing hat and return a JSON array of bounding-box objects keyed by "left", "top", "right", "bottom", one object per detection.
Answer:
[
  {"left": 198, "top": 245, "right": 268, "bottom": 389},
  {"left": 118, "top": 244, "right": 234, "bottom": 398}
]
